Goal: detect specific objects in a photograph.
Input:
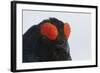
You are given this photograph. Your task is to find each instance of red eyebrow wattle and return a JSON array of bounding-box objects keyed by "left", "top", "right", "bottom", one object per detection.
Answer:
[
  {"left": 64, "top": 23, "right": 71, "bottom": 39},
  {"left": 40, "top": 23, "right": 58, "bottom": 40}
]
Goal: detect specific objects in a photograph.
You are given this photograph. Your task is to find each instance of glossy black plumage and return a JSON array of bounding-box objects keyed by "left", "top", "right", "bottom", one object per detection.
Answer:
[{"left": 23, "top": 18, "right": 72, "bottom": 62}]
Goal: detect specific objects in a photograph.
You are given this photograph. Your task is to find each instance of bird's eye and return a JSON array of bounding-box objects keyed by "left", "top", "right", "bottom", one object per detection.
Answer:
[
  {"left": 64, "top": 23, "right": 71, "bottom": 39},
  {"left": 40, "top": 23, "right": 58, "bottom": 40}
]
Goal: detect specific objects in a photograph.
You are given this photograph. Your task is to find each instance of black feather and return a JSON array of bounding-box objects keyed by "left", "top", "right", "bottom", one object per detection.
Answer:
[{"left": 23, "top": 18, "right": 72, "bottom": 62}]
